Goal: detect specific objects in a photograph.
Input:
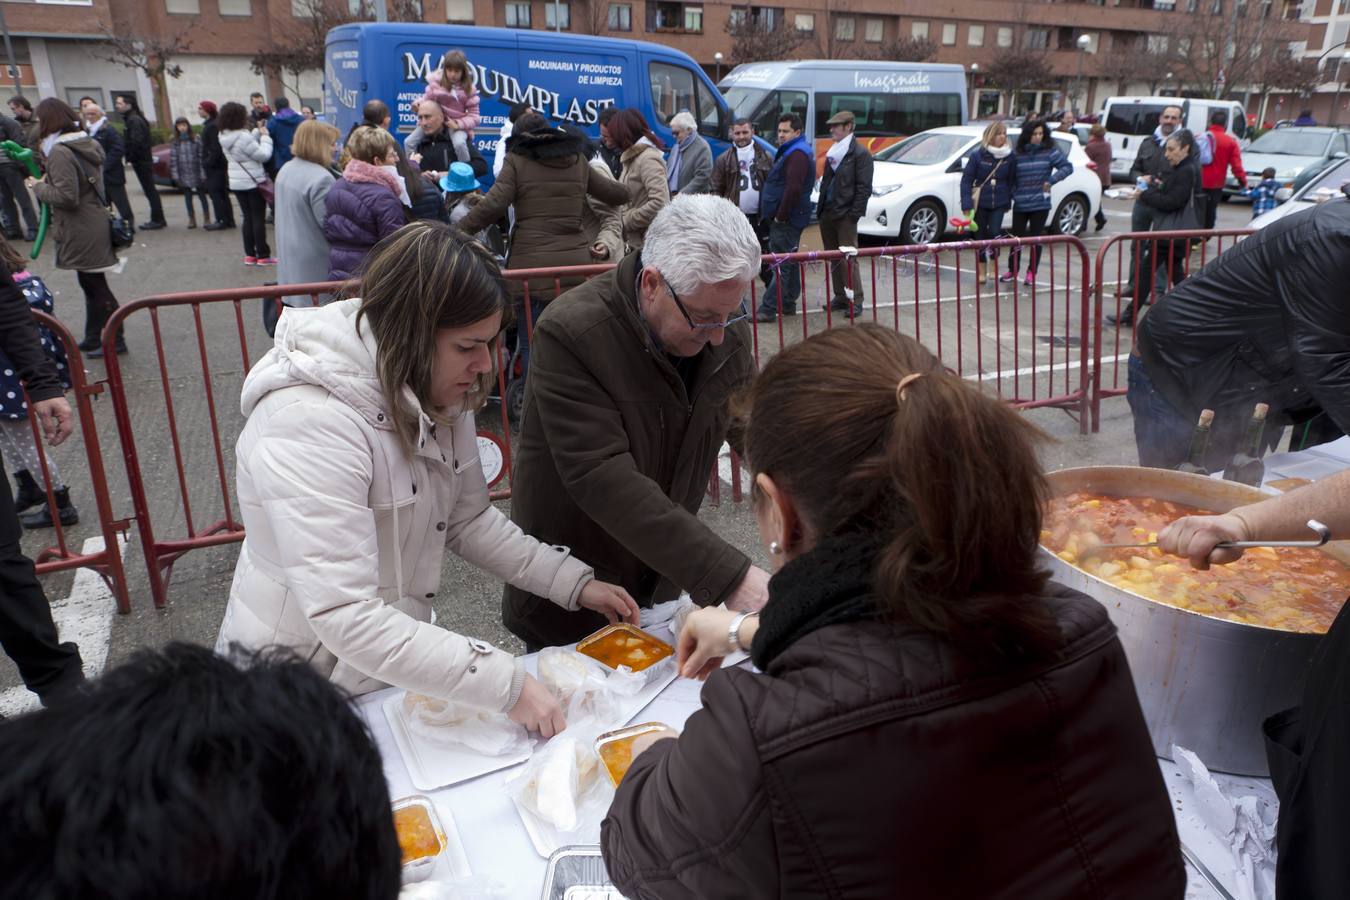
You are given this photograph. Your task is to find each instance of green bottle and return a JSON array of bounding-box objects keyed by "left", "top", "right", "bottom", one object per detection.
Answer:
[
  {"left": 1176, "top": 409, "right": 1215, "bottom": 475},
  {"left": 1223, "top": 403, "right": 1269, "bottom": 487}
]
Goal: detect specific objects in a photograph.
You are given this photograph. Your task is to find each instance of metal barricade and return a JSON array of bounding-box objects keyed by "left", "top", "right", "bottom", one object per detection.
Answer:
[
  {"left": 22, "top": 311, "right": 131, "bottom": 612},
  {"left": 1090, "top": 228, "right": 1253, "bottom": 432}
]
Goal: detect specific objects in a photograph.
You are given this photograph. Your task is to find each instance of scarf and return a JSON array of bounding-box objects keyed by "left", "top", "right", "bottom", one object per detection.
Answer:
[
  {"left": 987, "top": 143, "right": 1012, "bottom": 159},
  {"left": 750, "top": 533, "right": 886, "bottom": 670},
  {"left": 342, "top": 158, "right": 410, "bottom": 207},
  {"left": 42, "top": 130, "right": 83, "bottom": 160},
  {"left": 86, "top": 117, "right": 107, "bottom": 138},
  {"left": 666, "top": 131, "right": 695, "bottom": 191},
  {"left": 1152, "top": 125, "right": 1174, "bottom": 146},
  {"left": 825, "top": 132, "right": 854, "bottom": 170}
]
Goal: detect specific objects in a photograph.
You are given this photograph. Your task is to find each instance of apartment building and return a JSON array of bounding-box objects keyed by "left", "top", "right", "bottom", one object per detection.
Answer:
[{"left": 0, "top": 0, "right": 1315, "bottom": 125}]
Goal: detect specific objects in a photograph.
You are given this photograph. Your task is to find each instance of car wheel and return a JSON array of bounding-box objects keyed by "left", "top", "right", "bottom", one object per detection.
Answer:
[
  {"left": 1051, "top": 194, "right": 1089, "bottom": 236},
  {"left": 899, "top": 200, "right": 943, "bottom": 245},
  {"left": 506, "top": 379, "right": 526, "bottom": 432}
]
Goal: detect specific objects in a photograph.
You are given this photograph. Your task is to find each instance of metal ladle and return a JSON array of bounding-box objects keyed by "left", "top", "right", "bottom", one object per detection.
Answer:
[{"left": 1086, "top": 519, "right": 1331, "bottom": 556}]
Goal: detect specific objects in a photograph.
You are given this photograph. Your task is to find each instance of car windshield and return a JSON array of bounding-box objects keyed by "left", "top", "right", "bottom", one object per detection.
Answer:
[
  {"left": 1248, "top": 129, "right": 1330, "bottom": 156},
  {"left": 1300, "top": 158, "right": 1350, "bottom": 197},
  {"left": 875, "top": 132, "right": 971, "bottom": 165}
]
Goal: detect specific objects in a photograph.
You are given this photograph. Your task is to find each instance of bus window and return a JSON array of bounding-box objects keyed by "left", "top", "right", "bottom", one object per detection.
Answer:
[
  {"left": 815, "top": 91, "right": 961, "bottom": 139},
  {"left": 649, "top": 61, "right": 696, "bottom": 126},
  {"left": 1231, "top": 106, "right": 1247, "bottom": 139},
  {"left": 724, "top": 88, "right": 807, "bottom": 140}
]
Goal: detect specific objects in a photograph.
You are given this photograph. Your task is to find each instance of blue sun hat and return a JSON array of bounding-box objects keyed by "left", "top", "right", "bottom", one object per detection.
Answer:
[{"left": 439, "top": 161, "right": 479, "bottom": 193}]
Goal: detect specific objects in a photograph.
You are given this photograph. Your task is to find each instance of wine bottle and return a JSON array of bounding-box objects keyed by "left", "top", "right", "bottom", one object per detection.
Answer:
[
  {"left": 1223, "top": 403, "right": 1269, "bottom": 487},
  {"left": 1176, "top": 409, "right": 1215, "bottom": 474}
]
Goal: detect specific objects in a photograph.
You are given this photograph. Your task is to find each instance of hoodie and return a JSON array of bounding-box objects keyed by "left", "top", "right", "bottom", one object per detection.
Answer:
[{"left": 267, "top": 107, "right": 304, "bottom": 169}]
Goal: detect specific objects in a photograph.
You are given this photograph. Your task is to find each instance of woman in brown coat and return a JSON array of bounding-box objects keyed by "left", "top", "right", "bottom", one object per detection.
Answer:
[
  {"left": 457, "top": 113, "right": 629, "bottom": 363},
  {"left": 1085, "top": 123, "right": 1113, "bottom": 231},
  {"left": 607, "top": 108, "right": 669, "bottom": 251},
  {"left": 601, "top": 325, "right": 1186, "bottom": 899},
  {"left": 31, "top": 98, "right": 124, "bottom": 357}
]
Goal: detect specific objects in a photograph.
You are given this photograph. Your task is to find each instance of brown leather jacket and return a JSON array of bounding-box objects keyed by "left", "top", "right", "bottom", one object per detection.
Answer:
[
  {"left": 601, "top": 583, "right": 1185, "bottom": 899},
  {"left": 502, "top": 251, "right": 756, "bottom": 647},
  {"left": 711, "top": 141, "right": 773, "bottom": 210}
]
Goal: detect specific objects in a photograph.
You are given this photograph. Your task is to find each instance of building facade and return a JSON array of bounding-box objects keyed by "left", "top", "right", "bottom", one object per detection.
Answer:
[{"left": 0, "top": 0, "right": 1322, "bottom": 127}]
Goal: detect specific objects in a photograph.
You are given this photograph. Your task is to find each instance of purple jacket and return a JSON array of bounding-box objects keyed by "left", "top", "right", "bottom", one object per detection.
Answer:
[{"left": 322, "top": 177, "right": 407, "bottom": 281}]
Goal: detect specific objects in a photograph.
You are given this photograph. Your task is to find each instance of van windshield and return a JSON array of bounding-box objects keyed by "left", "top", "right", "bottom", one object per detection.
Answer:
[
  {"left": 875, "top": 132, "right": 971, "bottom": 165},
  {"left": 1105, "top": 104, "right": 1170, "bottom": 137},
  {"left": 724, "top": 87, "right": 766, "bottom": 119},
  {"left": 1248, "top": 129, "right": 1332, "bottom": 156}
]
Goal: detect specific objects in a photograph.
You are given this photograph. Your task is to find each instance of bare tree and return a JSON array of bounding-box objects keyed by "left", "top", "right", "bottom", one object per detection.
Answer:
[
  {"left": 870, "top": 36, "right": 938, "bottom": 63},
  {"left": 1161, "top": 0, "right": 1303, "bottom": 98},
  {"left": 94, "top": 23, "right": 196, "bottom": 126},
  {"left": 574, "top": 0, "right": 611, "bottom": 36},
  {"left": 984, "top": 49, "right": 1054, "bottom": 114},
  {"left": 1251, "top": 48, "right": 1323, "bottom": 122},
  {"left": 1094, "top": 44, "right": 1167, "bottom": 95},
  {"left": 726, "top": 14, "right": 808, "bottom": 64},
  {"left": 808, "top": 0, "right": 861, "bottom": 60}
]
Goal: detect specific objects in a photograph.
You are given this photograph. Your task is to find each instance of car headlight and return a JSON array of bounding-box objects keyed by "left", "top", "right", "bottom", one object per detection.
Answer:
[{"left": 872, "top": 184, "right": 902, "bottom": 197}]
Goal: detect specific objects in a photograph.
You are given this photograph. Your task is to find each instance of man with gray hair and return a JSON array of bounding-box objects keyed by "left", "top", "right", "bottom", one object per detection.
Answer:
[{"left": 503, "top": 194, "right": 770, "bottom": 648}]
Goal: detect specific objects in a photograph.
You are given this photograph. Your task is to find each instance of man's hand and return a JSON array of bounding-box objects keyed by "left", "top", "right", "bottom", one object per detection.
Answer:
[
  {"left": 577, "top": 579, "right": 640, "bottom": 625},
  {"left": 723, "top": 565, "right": 770, "bottom": 613},
  {"left": 1158, "top": 512, "right": 1251, "bottom": 570},
  {"left": 31, "top": 397, "right": 72, "bottom": 446},
  {"left": 506, "top": 673, "right": 567, "bottom": 738}
]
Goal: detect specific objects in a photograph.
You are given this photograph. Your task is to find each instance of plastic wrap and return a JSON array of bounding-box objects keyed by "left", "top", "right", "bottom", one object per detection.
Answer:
[{"left": 402, "top": 693, "right": 532, "bottom": 758}]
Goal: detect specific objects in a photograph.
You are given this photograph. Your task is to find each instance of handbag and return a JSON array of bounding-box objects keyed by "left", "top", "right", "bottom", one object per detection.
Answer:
[
  {"left": 1154, "top": 193, "right": 1200, "bottom": 232},
  {"left": 970, "top": 155, "right": 1007, "bottom": 210},
  {"left": 72, "top": 153, "right": 133, "bottom": 250}
]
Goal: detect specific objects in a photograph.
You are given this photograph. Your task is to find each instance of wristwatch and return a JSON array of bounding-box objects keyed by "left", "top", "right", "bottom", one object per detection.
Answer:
[{"left": 728, "top": 611, "right": 759, "bottom": 653}]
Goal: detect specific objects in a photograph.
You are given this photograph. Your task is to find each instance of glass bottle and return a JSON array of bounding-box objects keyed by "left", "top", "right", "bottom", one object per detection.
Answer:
[
  {"left": 1223, "top": 403, "right": 1269, "bottom": 487},
  {"left": 1176, "top": 409, "right": 1215, "bottom": 474}
]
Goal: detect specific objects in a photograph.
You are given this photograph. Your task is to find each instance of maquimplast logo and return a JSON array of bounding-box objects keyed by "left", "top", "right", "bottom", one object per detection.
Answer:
[{"left": 401, "top": 52, "right": 621, "bottom": 125}]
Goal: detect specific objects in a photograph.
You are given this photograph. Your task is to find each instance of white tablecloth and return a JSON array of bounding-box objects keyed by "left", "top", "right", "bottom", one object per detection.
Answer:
[{"left": 359, "top": 438, "right": 1350, "bottom": 899}]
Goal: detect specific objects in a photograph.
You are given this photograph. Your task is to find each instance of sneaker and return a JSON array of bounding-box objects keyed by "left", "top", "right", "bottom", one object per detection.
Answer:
[
  {"left": 1023, "top": 271, "right": 1036, "bottom": 287},
  {"left": 255, "top": 257, "right": 278, "bottom": 266},
  {"left": 243, "top": 256, "right": 258, "bottom": 266},
  {"left": 139, "top": 221, "right": 166, "bottom": 231},
  {"left": 998, "top": 271, "right": 1016, "bottom": 283}
]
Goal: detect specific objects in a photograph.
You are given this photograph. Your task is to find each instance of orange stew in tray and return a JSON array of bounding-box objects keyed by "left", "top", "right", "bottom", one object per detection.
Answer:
[
  {"left": 576, "top": 624, "right": 674, "bottom": 672},
  {"left": 1043, "top": 492, "right": 1350, "bottom": 634},
  {"left": 392, "top": 802, "right": 442, "bottom": 864}
]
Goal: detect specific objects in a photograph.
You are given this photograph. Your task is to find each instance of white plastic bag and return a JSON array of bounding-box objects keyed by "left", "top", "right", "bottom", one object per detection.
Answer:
[
  {"left": 402, "top": 693, "right": 532, "bottom": 758},
  {"left": 537, "top": 647, "right": 645, "bottom": 722},
  {"left": 506, "top": 717, "right": 615, "bottom": 843}
]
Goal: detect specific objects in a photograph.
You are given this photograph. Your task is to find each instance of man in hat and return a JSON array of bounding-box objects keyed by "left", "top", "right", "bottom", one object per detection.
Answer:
[{"left": 816, "top": 109, "right": 873, "bottom": 315}]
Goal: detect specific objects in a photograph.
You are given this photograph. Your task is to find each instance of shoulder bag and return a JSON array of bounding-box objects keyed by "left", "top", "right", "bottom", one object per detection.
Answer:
[
  {"left": 1154, "top": 186, "right": 1201, "bottom": 231},
  {"left": 71, "top": 150, "right": 134, "bottom": 250},
  {"left": 971, "top": 155, "right": 1007, "bottom": 209}
]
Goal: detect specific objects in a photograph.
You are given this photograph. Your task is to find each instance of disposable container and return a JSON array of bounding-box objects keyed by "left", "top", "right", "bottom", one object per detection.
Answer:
[
  {"left": 391, "top": 794, "right": 446, "bottom": 882},
  {"left": 594, "top": 721, "right": 669, "bottom": 787},
  {"left": 575, "top": 624, "right": 674, "bottom": 686},
  {"left": 539, "top": 845, "right": 625, "bottom": 900}
]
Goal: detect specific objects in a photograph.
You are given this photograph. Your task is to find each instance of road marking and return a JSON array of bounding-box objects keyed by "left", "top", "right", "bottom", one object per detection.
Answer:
[
  {"left": 0, "top": 536, "right": 122, "bottom": 718},
  {"left": 969, "top": 351, "right": 1133, "bottom": 382}
]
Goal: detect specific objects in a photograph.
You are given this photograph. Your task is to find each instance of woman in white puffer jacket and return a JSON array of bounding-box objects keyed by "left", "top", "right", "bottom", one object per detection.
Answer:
[{"left": 215, "top": 221, "right": 639, "bottom": 736}]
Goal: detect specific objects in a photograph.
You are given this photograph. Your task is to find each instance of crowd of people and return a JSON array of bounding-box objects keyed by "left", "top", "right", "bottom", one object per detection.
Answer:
[{"left": 2, "top": 45, "right": 1349, "bottom": 900}]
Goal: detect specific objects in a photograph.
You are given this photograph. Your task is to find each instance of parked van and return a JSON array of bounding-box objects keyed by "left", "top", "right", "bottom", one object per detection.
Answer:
[
  {"left": 1101, "top": 96, "right": 1248, "bottom": 181},
  {"left": 324, "top": 23, "right": 732, "bottom": 178},
  {"left": 719, "top": 60, "right": 968, "bottom": 165}
]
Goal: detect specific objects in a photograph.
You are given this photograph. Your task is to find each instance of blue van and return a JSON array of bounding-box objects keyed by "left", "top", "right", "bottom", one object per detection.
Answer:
[{"left": 324, "top": 23, "right": 732, "bottom": 177}]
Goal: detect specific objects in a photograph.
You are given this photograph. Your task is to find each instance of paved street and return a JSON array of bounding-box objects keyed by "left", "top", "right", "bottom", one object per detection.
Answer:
[{"left": 0, "top": 181, "right": 1261, "bottom": 711}]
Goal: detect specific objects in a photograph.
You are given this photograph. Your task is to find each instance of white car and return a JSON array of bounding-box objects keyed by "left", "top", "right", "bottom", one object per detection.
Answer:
[
  {"left": 854, "top": 125, "right": 1103, "bottom": 245},
  {"left": 1251, "top": 156, "right": 1350, "bottom": 230}
]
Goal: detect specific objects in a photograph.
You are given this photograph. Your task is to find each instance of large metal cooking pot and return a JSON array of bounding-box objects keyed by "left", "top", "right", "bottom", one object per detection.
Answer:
[{"left": 1040, "top": 466, "right": 1350, "bottom": 777}]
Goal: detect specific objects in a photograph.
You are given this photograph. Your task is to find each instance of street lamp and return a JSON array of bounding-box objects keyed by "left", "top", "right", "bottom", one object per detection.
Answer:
[
  {"left": 1333, "top": 50, "right": 1350, "bottom": 127},
  {"left": 969, "top": 62, "right": 979, "bottom": 115},
  {"left": 1072, "top": 34, "right": 1091, "bottom": 115},
  {"left": 1164, "top": 71, "right": 1174, "bottom": 96},
  {"left": 714, "top": 51, "right": 723, "bottom": 83}
]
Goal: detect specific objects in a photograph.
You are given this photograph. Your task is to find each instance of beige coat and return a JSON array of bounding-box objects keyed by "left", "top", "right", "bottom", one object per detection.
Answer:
[
  {"left": 582, "top": 157, "right": 624, "bottom": 263},
  {"left": 32, "top": 133, "right": 117, "bottom": 272},
  {"left": 619, "top": 141, "right": 670, "bottom": 250},
  {"left": 215, "top": 298, "right": 594, "bottom": 711}
]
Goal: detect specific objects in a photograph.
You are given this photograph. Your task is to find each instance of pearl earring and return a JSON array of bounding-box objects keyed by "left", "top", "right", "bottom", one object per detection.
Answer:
[{"left": 769, "top": 541, "right": 783, "bottom": 555}]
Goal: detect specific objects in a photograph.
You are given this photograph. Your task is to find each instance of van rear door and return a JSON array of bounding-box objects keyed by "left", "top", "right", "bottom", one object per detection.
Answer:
[{"left": 1104, "top": 99, "right": 1171, "bottom": 179}]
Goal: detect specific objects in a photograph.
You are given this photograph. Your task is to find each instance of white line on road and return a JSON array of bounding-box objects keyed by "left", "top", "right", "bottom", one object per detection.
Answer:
[
  {"left": 0, "top": 536, "right": 123, "bottom": 718},
  {"left": 969, "top": 352, "right": 1133, "bottom": 382}
]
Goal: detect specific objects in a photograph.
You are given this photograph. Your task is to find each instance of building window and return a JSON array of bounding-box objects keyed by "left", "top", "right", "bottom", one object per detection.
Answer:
[
  {"left": 1154, "top": 0, "right": 1175, "bottom": 7},
  {"left": 911, "top": 20, "right": 929, "bottom": 40},
  {"left": 997, "top": 26, "right": 1013, "bottom": 47},
  {"left": 968, "top": 24, "right": 984, "bottom": 46},
  {"left": 864, "top": 18, "right": 884, "bottom": 42},
  {"left": 167, "top": 0, "right": 200, "bottom": 11},
  {"left": 835, "top": 15, "right": 855, "bottom": 41},
  {"left": 941, "top": 22, "right": 956, "bottom": 45},
  {"left": 1340, "top": 0, "right": 1350, "bottom": 13},
  {"left": 684, "top": 5, "right": 702, "bottom": 32},
  {"left": 1147, "top": 33, "right": 1169, "bottom": 53},
  {"left": 794, "top": 13, "right": 814, "bottom": 31},
  {"left": 505, "top": 1, "right": 530, "bottom": 27},
  {"left": 445, "top": 0, "right": 473, "bottom": 22},
  {"left": 218, "top": 0, "right": 250, "bottom": 13},
  {"left": 545, "top": 2, "right": 570, "bottom": 28},
  {"left": 608, "top": 2, "right": 632, "bottom": 29},
  {"left": 1024, "top": 28, "right": 1049, "bottom": 49},
  {"left": 1185, "top": 0, "right": 1198, "bottom": 9}
]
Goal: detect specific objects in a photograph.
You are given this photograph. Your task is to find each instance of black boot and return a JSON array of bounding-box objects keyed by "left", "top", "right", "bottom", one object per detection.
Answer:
[
  {"left": 12, "top": 468, "right": 43, "bottom": 512},
  {"left": 20, "top": 486, "right": 78, "bottom": 529}
]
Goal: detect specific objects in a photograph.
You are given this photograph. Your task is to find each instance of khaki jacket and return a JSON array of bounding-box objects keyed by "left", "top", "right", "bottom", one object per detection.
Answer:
[
  {"left": 619, "top": 141, "right": 670, "bottom": 250},
  {"left": 32, "top": 134, "right": 117, "bottom": 272},
  {"left": 502, "top": 251, "right": 755, "bottom": 648},
  {"left": 216, "top": 299, "right": 593, "bottom": 710}
]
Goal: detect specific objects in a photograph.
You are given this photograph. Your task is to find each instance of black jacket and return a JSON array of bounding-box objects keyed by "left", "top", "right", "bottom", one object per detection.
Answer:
[
  {"left": 1130, "top": 133, "right": 1169, "bottom": 181},
  {"left": 122, "top": 110, "right": 151, "bottom": 164},
  {"left": 598, "top": 141, "right": 622, "bottom": 180},
  {"left": 1137, "top": 199, "right": 1350, "bottom": 439},
  {"left": 0, "top": 272, "right": 61, "bottom": 404},
  {"left": 816, "top": 138, "right": 873, "bottom": 221},
  {"left": 415, "top": 127, "right": 489, "bottom": 179},
  {"left": 201, "top": 118, "right": 225, "bottom": 172},
  {"left": 91, "top": 125, "right": 126, "bottom": 186},
  {"left": 1138, "top": 157, "right": 1196, "bottom": 213},
  {"left": 0, "top": 114, "right": 26, "bottom": 171}
]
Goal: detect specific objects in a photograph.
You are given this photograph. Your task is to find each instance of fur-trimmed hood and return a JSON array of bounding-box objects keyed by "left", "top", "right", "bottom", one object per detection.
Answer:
[{"left": 505, "top": 126, "right": 592, "bottom": 164}]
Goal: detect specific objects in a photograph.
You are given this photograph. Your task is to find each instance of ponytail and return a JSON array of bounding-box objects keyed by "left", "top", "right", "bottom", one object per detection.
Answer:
[{"left": 743, "top": 324, "right": 1059, "bottom": 658}]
